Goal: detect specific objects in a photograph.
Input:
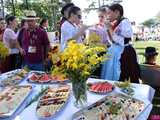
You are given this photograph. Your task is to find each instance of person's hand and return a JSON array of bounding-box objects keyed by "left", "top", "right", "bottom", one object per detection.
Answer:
[
  {"left": 19, "top": 48, "right": 26, "bottom": 56},
  {"left": 105, "top": 20, "right": 112, "bottom": 30},
  {"left": 80, "top": 25, "right": 89, "bottom": 33}
]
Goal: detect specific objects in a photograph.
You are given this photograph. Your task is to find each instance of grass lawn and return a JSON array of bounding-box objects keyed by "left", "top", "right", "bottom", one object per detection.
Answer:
[{"left": 133, "top": 40, "right": 160, "bottom": 64}]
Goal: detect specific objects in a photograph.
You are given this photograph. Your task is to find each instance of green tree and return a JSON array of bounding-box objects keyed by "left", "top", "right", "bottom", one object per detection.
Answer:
[
  {"left": 142, "top": 19, "right": 156, "bottom": 28},
  {"left": 3, "top": 0, "right": 72, "bottom": 31},
  {"left": 84, "top": 0, "right": 123, "bottom": 13},
  {"left": 0, "top": 0, "right": 5, "bottom": 17}
]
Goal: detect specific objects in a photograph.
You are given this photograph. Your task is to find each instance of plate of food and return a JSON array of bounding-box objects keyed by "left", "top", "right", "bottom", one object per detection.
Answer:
[
  {"left": 72, "top": 93, "right": 146, "bottom": 120},
  {"left": 0, "top": 75, "right": 23, "bottom": 86},
  {"left": 114, "top": 80, "right": 135, "bottom": 96},
  {"left": 1, "top": 69, "right": 28, "bottom": 78},
  {"left": 0, "top": 69, "right": 29, "bottom": 87},
  {"left": 28, "top": 72, "right": 52, "bottom": 83},
  {"left": 36, "top": 85, "right": 70, "bottom": 119},
  {"left": 87, "top": 81, "right": 114, "bottom": 94},
  {"left": 15, "top": 69, "right": 29, "bottom": 78},
  {"left": 28, "top": 71, "right": 69, "bottom": 84},
  {"left": 0, "top": 85, "right": 32, "bottom": 118}
]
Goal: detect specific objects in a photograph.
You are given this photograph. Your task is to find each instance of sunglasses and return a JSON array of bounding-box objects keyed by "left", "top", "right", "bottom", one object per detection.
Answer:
[
  {"left": 98, "top": 16, "right": 104, "bottom": 18},
  {"left": 0, "top": 21, "right": 5, "bottom": 24},
  {"left": 77, "top": 14, "right": 82, "bottom": 19}
]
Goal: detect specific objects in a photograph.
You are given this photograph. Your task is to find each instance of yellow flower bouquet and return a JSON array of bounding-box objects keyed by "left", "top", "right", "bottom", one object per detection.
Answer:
[
  {"left": 0, "top": 41, "right": 9, "bottom": 61},
  {"left": 51, "top": 40, "right": 107, "bottom": 106}
]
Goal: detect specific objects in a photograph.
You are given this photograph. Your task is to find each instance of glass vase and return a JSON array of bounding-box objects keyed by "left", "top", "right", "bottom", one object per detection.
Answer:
[{"left": 72, "top": 79, "right": 87, "bottom": 108}]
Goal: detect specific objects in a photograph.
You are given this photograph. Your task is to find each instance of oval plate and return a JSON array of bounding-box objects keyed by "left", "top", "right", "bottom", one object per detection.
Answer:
[{"left": 88, "top": 82, "right": 114, "bottom": 94}]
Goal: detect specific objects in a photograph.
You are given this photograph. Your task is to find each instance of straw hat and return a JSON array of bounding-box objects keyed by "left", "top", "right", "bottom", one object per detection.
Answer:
[{"left": 23, "top": 10, "right": 39, "bottom": 20}]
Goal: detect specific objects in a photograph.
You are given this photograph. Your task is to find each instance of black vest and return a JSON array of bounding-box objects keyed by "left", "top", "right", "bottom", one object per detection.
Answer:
[{"left": 116, "top": 17, "right": 131, "bottom": 45}]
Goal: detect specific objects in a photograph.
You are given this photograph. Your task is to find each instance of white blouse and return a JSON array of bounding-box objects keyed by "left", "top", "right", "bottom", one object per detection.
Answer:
[
  {"left": 112, "top": 19, "right": 133, "bottom": 46},
  {"left": 60, "top": 21, "right": 82, "bottom": 51},
  {"left": 3, "top": 28, "right": 19, "bottom": 54}
]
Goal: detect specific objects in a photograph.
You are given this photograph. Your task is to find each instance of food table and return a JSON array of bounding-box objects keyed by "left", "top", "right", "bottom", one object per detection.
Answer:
[{"left": 0, "top": 70, "right": 155, "bottom": 120}]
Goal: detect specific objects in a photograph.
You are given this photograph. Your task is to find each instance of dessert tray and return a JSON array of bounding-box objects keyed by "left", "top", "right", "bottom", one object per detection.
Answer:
[
  {"left": 36, "top": 85, "right": 70, "bottom": 119},
  {"left": 0, "top": 85, "right": 32, "bottom": 118},
  {"left": 72, "top": 93, "right": 146, "bottom": 120}
]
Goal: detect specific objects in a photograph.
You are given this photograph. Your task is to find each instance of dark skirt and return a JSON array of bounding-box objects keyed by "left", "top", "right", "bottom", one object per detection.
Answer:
[
  {"left": 119, "top": 45, "right": 141, "bottom": 83},
  {"left": 0, "top": 57, "right": 10, "bottom": 73},
  {"left": 8, "top": 54, "right": 22, "bottom": 71}
]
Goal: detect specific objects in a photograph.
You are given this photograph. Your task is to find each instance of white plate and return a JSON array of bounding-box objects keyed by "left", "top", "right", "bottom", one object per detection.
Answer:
[{"left": 0, "top": 85, "right": 33, "bottom": 118}]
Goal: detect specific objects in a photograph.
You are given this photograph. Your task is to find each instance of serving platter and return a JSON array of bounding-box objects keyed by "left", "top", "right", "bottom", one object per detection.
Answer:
[
  {"left": 72, "top": 93, "right": 147, "bottom": 120},
  {"left": 27, "top": 71, "right": 69, "bottom": 84},
  {"left": 0, "top": 85, "right": 32, "bottom": 118},
  {"left": 36, "top": 85, "right": 70, "bottom": 120},
  {"left": 87, "top": 81, "right": 114, "bottom": 94},
  {"left": 0, "top": 69, "right": 29, "bottom": 87}
]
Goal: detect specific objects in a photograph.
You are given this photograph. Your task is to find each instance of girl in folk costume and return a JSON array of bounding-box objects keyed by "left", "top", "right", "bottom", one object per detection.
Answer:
[{"left": 101, "top": 4, "right": 140, "bottom": 83}]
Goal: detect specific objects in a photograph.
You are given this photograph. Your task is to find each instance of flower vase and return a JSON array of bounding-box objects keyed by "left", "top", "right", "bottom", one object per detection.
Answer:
[{"left": 72, "top": 79, "right": 87, "bottom": 108}]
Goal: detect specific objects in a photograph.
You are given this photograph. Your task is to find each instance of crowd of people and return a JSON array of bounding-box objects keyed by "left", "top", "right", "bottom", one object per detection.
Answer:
[
  {"left": 133, "top": 24, "right": 160, "bottom": 41},
  {"left": 0, "top": 3, "right": 159, "bottom": 84},
  {"left": 0, "top": 11, "right": 50, "bottom": 72},
  {"left": 59, "top": 3, "right": 141, "bottom": 83}
]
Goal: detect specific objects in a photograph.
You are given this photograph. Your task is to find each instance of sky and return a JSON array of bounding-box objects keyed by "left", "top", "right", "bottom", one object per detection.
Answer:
[{"left": 73, "top": 0, "right": 160, "bottom": 24}]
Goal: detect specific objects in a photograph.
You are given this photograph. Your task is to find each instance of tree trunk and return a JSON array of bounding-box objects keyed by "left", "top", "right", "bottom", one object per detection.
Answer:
[
  {"left": 102, "top": 0, "right": 104, "bottom": 6},
  {"left": 98, "top": 0, "right": 101, "bottom": 8},
  {"left": 0, "top": 0, "right": 4, "bottom": 17},
  {"left": 26, "top": 0, "right": 29, "bottom": 9},
  {"left": 11, "top": 0, "right": 15, "bottom": 16},
  {"left": 51, "top": 0, "right": 56, "bottom": 30}
]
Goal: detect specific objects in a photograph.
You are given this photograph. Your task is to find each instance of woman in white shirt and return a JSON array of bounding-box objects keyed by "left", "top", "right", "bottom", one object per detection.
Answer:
[
  {"left": 60, "top": 6, "right": 88, "bottom": 51},
  {"left": 101, "top": 4, "right": 140, "bottom": 83},
  {"left": 3, "top": 16, "right": 24, "bottom": 71}
]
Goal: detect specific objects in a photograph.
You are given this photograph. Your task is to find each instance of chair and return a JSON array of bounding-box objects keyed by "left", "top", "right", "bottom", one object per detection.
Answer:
[{"left": 140, "top": 64, "right": 160, "bottom": 118}]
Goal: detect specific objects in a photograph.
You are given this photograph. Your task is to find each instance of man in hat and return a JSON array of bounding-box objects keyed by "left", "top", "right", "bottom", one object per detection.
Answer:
[
  {"left": 144, "top": 47, "right": 159, "bottom": 65},
  {"left": 21, "top": 10, "right": 50, "bottom": 71}
]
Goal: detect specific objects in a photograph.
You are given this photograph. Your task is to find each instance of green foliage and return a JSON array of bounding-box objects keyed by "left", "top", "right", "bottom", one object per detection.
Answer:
[
  {"left": 3, "top": 0, "right": 72, "bottom": 31},
  {"left": 133, "top": 41, "right": 160, "bottom": 64},
  {"left": 142, "top": 18, "right": 156, "bottom": 28}
]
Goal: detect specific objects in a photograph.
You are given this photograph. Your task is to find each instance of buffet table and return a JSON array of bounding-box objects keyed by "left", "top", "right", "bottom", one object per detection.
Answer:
[
  {"left": 0, "top": 70, "right": 155, "bottom": 120},
  {"left": 14, "top": 78, "right": 155, "bottom": 120}
]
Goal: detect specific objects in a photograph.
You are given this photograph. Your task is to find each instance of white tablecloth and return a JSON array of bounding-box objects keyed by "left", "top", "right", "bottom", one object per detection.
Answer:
[{"left": 9, "top": 78, "right": 155, "bottom": 120}]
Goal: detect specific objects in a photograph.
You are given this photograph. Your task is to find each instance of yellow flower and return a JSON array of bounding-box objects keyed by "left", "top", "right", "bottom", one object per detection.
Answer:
[
  {"left": 87, "top": 32, "right": 101, "bottom": 43},
  {"left": 88, "top": 54, "right": 98, "bottom": 65},
  {"left": 0, "top": 41, "right": 9, "bottom": 59},
  {"left": 50, "top": 40, "right": 107, "bottom": 81}
]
